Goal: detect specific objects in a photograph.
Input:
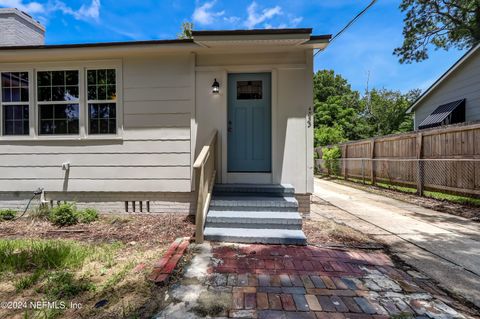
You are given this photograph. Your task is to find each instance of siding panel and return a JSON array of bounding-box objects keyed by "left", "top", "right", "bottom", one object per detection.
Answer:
[
  {"left": 0, "top": 54, "right": 195, "bottom": 193},
  {"left": 0, "top": 179, "right": 190, "bottom": 192},
  {"left": 0, "top": 167, "right": 190, "bottom": 179}
]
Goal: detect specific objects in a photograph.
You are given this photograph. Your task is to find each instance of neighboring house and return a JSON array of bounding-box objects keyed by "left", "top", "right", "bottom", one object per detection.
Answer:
[
  {"left": 407, "top": 44, "right": 480, "bottom": 130},
  {"left": 0, "top": 8, "right": 330, "bottom": 217}
]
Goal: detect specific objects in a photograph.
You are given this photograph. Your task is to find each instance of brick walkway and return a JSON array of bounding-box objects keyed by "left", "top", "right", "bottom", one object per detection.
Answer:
[{"left": 206, "top": 244, "right": 469, "bottom": 319}]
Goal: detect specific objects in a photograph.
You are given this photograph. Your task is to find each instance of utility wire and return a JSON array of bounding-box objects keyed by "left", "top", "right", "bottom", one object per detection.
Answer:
[{"left": 314, "top": 0, "right": 377, "bottom": 57}]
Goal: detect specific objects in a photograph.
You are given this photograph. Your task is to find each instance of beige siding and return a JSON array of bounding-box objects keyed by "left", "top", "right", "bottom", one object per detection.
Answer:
[
  {"left": 0, "top": 53, "right": 194, "bottom": 192},
  {"left": 415, "top": 50, "right": 480, "bottom": 128}
]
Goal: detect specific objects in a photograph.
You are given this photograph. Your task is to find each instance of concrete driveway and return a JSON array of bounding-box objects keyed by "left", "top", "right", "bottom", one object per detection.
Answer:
[{"left": 313, "top": 178, "right": 480, "bottom": 309}]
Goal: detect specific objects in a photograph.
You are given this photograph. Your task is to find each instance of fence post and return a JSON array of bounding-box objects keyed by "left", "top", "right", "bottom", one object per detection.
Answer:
[
  {"left": 361, "top": 159, "right": 365, "bottom": 184},
  {"left": 370, "top": 138, "right": 376, "bottom": 185},
  {"left": 416, "top": 132, "right": 424, "bottom": 196},
  {"left": 342, "top": 144, "right": 348, "bottom": 180}
]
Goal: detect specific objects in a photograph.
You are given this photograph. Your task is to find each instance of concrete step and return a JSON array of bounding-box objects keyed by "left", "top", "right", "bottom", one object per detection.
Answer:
[
  {"left": 213, "top": 184, "right": 295, "bottom": 197},
  {"left": 209, "top": 196, "right": 298, "bottom": 212},
  {"left": 204, "top": 227, "right": 307, "bottom": 245},
  {"left": 206, "top": 211, "right": 303, "bottom": 229}
]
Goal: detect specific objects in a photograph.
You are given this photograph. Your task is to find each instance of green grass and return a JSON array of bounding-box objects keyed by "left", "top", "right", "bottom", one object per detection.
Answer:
[
  {"left": 42, "top": 271, "right": 94, "bottom": 299},
  {"left": 0, "top": 239, "right": 121, "bottom": 273}
]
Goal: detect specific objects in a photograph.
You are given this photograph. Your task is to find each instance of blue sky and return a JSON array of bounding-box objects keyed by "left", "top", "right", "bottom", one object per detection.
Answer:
[{"left": 0, "top": 0, "right": 466, "bottom": 94}]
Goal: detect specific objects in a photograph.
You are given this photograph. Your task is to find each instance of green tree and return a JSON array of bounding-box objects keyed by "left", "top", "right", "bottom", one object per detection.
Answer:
[
  {"left": 313, "top": 70, "right": 370, "bottom": 146},
  {"left": 395, "top": 0, "right": 480, "bottom": 63},
  {"left": 363, "top": 88, "right": 421, "bottom": 136},
  {"left": 178, "top": 22, "right": 194, "bottom": 39}
]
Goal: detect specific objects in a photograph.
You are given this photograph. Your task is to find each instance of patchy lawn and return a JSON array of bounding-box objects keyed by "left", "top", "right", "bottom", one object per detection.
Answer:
[{"left": 0, "top": 213, "right": 195, "bottom": 319}]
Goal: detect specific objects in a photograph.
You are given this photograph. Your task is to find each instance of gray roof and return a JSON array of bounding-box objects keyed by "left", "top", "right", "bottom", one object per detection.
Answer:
[{"left": 418, "top": 99, "right": 465, "bottom": 129}]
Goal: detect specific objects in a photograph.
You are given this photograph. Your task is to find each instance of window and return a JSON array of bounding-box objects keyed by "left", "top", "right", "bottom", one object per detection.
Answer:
[
  {"left": 37, "top": 70, "right": 79, "bottom": 135},
  {"left": 237, "top": 80, "right": 262, "bottom": 99},
  {"left": 87, "top": 69, "right": 117, "bottom": 134},
  {"left": 1, "top": 72, "right": 30, "bottom": 135}
]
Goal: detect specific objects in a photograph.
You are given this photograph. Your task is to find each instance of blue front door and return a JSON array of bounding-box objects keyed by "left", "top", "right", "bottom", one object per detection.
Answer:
[{"left": 228, "top": 73, "right": 271, "bottom": 172}]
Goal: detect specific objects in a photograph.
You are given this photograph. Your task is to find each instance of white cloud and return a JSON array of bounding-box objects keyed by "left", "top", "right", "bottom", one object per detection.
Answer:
[
  {"left": 52, "top": 0, "right": 101, "bottom": 21},
  {"left": 0, "top": 0, "right": 44, "bottom": 14},
  {"left": 244, "top": 2, "right": 281, "bottom": 29},
  {"left": 192, "top": 1, "right": 224, "bottom": 25}
]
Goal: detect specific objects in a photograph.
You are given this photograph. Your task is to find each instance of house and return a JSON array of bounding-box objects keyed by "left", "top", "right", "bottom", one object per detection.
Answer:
[
  {"left": 0, "top": 8, "right": 330, "bottom": 242},
  {"left": 407, "top": 44, "right": 480, "bottom": 130}
]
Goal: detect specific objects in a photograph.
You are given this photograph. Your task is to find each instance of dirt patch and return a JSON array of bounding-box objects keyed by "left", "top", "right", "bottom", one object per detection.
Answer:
[
  {"left": 332, "top": 178, "right": 480, "bottom": 221},
  {"left": 304, "top": 218, "right": 378, "bottom": 247},
  {"left": 0, "top": 213, "right": 195, "bottom": 248}
]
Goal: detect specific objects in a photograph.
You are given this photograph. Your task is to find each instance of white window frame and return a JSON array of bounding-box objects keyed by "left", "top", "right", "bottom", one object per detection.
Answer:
[
  {"left": 0, "top": 69, "right": 34, "bottom": 139},
  {"left": 0, "top": 60, "right": 123, "bottom": 141},
  {"left": 36, "top": 67, "right": 82, "bottom": 137},
  {"left": 85, "top": 67, "right": 120, "bottom": 137}
]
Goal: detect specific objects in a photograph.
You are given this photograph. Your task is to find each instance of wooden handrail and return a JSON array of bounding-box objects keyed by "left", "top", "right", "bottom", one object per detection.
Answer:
[{"left": 193, "top": 129, "right": 218, "bottom": 244}]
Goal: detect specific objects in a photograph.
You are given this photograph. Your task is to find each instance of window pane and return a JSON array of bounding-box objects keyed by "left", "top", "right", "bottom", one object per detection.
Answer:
[
  {"left": 97, "top": 70, "right": 106, "bottom": 84},
  {"left": 37, "top": 71, "right": 51, "bottom": 86},
  {"left": 2, "top": 72, "right": 29, "bottom": 102},
  {"left": 237, "top": 80, "right": 262, "bottom": 99},
  {"left": 38, "top": 87, "right": 51, "bottom": 101},
  {"left": 87, "top": 70, "right": 96, "bottom": 85},
  {"left": 89, "top": 103, "right": 116, "bottom": 134},
  {"left": 87, "top": 69, "right": 116, "bottom": 101},
  {"left": 52, "top": 71, "right": 64, "bottom": 86},
  {"left": 52, "top": 87, "right": 65, "bottom": 101},
  {"left": 106, "top": 69, "right": 115, "bottom": 84},
  {"left": 2, "top": 88, "right": 11, "bottom": 102},
  {"left": 39, "top": 104, "right": 79, "bottom": 135},
  {"left": 97, "top": 85, "right": 106, "bottom": 100},
  {"left": 107, "top": 85, "right": 116, "bottom": 100},
  {"left": 1, "top": 73, "right": 10, "bottom": 87},
  {"left": 37, "top": 70, "right": 79, "bottom": 102},
  {"left": 65, "top": 71, "right": 78, "bottom": 85},
  {"left": 2, "top": 105, "right": 29, "bottom": 135}
]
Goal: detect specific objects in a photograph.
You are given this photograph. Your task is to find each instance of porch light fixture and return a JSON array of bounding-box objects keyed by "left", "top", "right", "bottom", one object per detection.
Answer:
[{"left": 212, "top": 78, "right": 220, "bottom": 94}]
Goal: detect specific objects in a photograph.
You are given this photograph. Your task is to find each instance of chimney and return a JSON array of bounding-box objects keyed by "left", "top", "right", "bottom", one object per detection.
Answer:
[{"left": 0, "top": 8, "right": 45, "bottom": 46}]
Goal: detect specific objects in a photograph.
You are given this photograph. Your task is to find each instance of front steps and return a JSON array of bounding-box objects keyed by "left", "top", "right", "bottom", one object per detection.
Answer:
[{"left": 203, "top": 184, "right": 307, "bottom": 245}]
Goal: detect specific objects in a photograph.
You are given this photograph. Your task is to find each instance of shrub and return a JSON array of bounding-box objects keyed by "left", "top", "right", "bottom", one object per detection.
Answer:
[
  {"left": 0, "top": 209, "right": 16, "bottom": 221},
  {"left": 29, "top": 204, "right": 50, "bottom": 220},
  {"left": 322, "top": 146, "right": 342, "bottom": 176},
  {"left": 49, "top": 203, "right": 78, "bottom": 226},
  {"left": 77, "top": 208, "right": 99, "bottom": 223}
]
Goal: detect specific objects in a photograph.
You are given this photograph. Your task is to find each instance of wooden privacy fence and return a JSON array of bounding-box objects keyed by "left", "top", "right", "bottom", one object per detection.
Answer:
[{"left": 315, "top": 123, "right": 480, "bottom": 197}]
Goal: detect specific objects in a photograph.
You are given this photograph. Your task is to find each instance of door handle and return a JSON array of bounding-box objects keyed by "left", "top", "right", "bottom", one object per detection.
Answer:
[{"left": 228, "top": 121, "right": 232, "bottom": 132}]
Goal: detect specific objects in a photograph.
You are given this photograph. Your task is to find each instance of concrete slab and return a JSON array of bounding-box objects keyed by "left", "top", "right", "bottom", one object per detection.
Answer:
[{"left": 313, "top": 178, "right": 480, "bottom": 308}]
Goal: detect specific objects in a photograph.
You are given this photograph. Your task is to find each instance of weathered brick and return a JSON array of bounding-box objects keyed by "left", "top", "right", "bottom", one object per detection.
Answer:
[
  {"left": 245, "top": 292, "right": 257, "bottom": 309},
  {"left": 320, "top": 276, "right": 336, "bottom": 289},
  {"left": 341, "top": 297, "right": 362, "bottom": 313},
  {"left": 305, "top": 294, "right": 323, "bottom": 311},
  {"left": 259, "top": 274, "right": 271, "bottom": 286},
  {"left": 330, "top": 296, "right": 349, "bottom": 312},
  {"left": 292, "top": 294, "right": 310, "bottom": 312},
  {"left": 232, "top": 291, "right": 244, "bottom": 309},
  {"left": 257, "top": 292, "right": 269, "bottom": 310},
  {"left": 354, "top": 297, "right": 377, "bottom": 314},
  {"left": 280, "top": 294, "right": 296, "bottom": 311},
  {"left": 268, "top": 293, "right": 283, "bottom": 310},
  {"left": 258, "top": 310, "right": 287, "bottom": 319},
  {"left": 280, "top": 274, "right": 292, "bottom": 287},
  {"left": 229, "top": 309, "right": 258, "bottom": 318},
  {"left": 290, "top": 274, "right": 304, "bottom": 286},
  {"left": 310, "top": 275, "right": 326, "bottom": 288},
  {"left": 317, "top": 296, "right": 336, "bottom": 312}
]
